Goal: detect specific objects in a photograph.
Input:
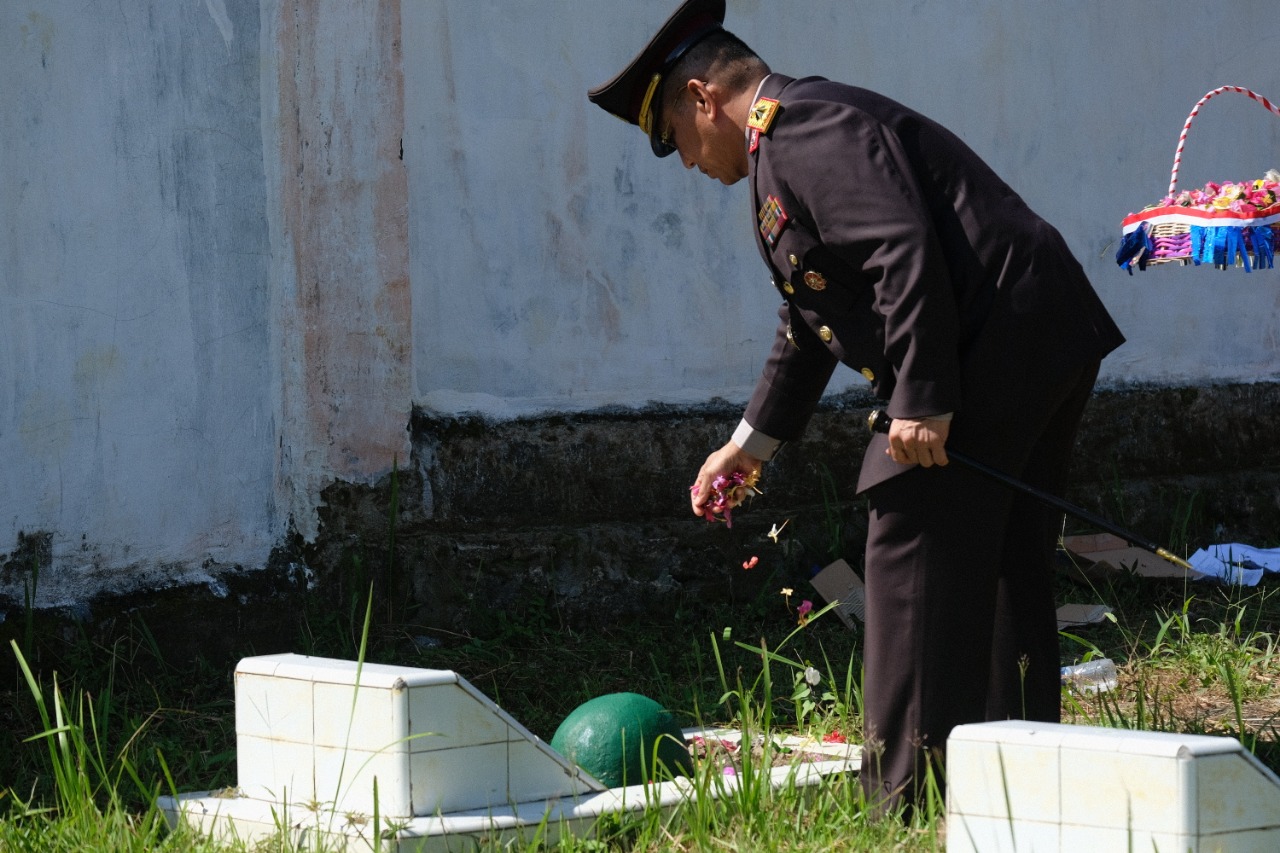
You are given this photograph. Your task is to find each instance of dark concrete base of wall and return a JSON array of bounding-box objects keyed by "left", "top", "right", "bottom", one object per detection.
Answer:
[
  {"left": 307, "top": 380, "right": 1280, "bottom": 636},
  {"left": 5, "top": 382, "right": 1280, "bottom": 668}
]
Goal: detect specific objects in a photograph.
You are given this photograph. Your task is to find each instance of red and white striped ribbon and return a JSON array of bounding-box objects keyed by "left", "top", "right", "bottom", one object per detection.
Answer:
[{"left": 1167, "top": 86, "right": 1280, "bottom": 197}]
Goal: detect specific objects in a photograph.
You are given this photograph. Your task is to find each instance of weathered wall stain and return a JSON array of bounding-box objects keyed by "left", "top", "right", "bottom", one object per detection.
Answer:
[
  {"left": 19, "top": 12, "right": 55, "bottom": 63},
  {"left": 270, "top": 0, "right": 411, "bottom": 538},
  {"left": 203, "top": 0, "right": 235, "bottom": 49}
]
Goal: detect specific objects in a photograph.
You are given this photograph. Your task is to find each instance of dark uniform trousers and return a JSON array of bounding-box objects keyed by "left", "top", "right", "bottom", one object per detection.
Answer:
[{"left": 859, "top": 361, "right": 1101, "bottom": 813}]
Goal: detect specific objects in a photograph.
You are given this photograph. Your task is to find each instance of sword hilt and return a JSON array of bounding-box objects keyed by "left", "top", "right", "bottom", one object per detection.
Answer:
[{"left": 867, "top": 409, "right": 892, "bottom": 435}]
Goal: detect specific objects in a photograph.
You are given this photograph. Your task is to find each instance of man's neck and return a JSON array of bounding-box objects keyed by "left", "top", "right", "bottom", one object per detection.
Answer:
[{"left": 728, "top": 73, "right": 771, "bottom": 135}]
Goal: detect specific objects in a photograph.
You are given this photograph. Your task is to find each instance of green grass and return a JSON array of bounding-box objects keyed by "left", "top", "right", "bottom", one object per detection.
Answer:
[{"left": 3, "top": 542, "right": 1280, "bottom": 851}]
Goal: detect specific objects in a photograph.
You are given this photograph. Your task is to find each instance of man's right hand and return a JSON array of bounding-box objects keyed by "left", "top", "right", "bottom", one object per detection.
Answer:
[{"left": 691, "top": 440, "right": 763, "bottom": 518}]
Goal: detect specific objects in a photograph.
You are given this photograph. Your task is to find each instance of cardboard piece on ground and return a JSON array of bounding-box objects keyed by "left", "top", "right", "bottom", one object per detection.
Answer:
[
  {"left": 1055, "top": 603, "right": 1113, "bottom": 629},
  {"left": 1062, "top": 533, "right": 1205, "bottom": 580},
  {"left": 809, "top": 559, "right": 866, "bottom": 628}
]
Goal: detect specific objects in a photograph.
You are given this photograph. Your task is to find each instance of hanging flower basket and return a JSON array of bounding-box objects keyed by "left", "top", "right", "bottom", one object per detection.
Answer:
[{"left": 1116, "top": 86, "right": 1280, "bottom": 273}]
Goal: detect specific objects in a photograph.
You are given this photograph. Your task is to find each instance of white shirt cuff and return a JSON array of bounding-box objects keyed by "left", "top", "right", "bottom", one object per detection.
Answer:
[{"left": 732, "top": 419, "right": 784, "bottom": 461}]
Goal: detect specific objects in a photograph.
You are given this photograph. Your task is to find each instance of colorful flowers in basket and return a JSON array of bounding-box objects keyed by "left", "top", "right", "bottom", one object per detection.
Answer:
[
  {"left": 1117, "top": 170, "right": 1280, "bottom": 273},
  {"left": 1159, "top": 177, "right": 1279, "bottom": 214}
]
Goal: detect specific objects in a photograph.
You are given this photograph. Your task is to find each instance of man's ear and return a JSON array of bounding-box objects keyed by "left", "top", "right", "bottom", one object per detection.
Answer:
[{"left": 689, "top": 79, "right": 718, "bottom": 119}]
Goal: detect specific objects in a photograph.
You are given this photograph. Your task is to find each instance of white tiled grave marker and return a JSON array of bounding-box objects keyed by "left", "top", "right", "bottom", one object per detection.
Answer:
[
  {"left": 231, "top": 653, "right": 602, "bottom": 817},
  {"left": 161, "top": 654, "right": 859, "bottom": 851},
  {"left": 947, "top": 720, "right": 1280, "bottom": 852}
]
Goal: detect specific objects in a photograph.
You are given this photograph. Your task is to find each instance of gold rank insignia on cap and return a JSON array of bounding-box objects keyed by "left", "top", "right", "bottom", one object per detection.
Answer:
[
  {"left": 803, "top": 270, "right": 827, "bottom": 291},
  {"left": 746, "top": 97, "right": 780, "bottom": 133}
]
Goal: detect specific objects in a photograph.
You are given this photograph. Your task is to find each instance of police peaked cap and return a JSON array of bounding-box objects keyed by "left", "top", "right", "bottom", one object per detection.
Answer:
[{"left": 587, "top": 0, "right": 726, "bottom": 157}]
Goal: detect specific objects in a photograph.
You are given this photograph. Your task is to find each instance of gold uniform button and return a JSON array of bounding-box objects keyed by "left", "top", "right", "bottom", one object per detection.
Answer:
[
  {"left": 861, "top": 367, "right": 875, "bottom": 381},
  {"left": 782, "top": 281, "right": 795, "bottom": 295},
  {"left": 818, "top": 326, "right": 833, "bottom": 343},
  {"left": 788, "top": 253, "right": 799, "bottom": 267}
]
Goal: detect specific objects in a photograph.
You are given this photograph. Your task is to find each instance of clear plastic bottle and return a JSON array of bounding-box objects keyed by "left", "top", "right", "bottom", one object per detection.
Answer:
[{"left": 1060, "top": 658, "right": 1118, "bottom": 694}]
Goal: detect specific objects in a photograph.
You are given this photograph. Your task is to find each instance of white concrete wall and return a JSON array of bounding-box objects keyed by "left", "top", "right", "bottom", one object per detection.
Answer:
[
  {"left": 3, "top": 1, "right": 277, "bottom": 604},
  {"left": 3, "top": 0, "right": 1278, "bottom": 605}
]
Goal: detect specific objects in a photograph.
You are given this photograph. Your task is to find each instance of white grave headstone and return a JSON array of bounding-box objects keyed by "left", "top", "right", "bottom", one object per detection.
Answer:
[{"left": 947, "top": 719, "right": 1280, "bottom": 852}]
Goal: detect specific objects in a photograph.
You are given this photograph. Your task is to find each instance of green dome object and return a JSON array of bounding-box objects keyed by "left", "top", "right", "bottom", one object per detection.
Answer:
[{"left": 550, "top": 692, "right": 693, "bottom": 788}]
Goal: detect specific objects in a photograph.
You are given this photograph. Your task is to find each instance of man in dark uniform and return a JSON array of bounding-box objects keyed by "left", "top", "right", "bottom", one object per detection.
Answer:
[{"left": 588, "top": 0, "right": 1124, "bottom": 815}]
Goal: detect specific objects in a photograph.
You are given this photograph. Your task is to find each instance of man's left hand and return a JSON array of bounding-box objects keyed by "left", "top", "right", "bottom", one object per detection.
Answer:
[{"left": 886, "top": 417, "right": 950, "bottom": 467}]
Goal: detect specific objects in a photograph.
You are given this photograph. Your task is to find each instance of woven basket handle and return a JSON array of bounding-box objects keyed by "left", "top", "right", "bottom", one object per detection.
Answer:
[{"left": 1168, "top": 86, "right": 1280, "bottom": 197}]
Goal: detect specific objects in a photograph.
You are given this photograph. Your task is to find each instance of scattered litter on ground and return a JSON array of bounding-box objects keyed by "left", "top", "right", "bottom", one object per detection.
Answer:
[
  {"left": 1055, "top": 603, "right": 1113, "bottom": 629},
  {"left": 1187, "top": 543, "right": 1280, "bottom": 586},
  {"left": 808, "top": 559, "right": 866, "bottom": 627}
]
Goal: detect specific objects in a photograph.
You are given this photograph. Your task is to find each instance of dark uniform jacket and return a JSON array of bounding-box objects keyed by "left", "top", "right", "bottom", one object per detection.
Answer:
[{"left": 741, "top": 75, "right": 1125, "bottom": 492}]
